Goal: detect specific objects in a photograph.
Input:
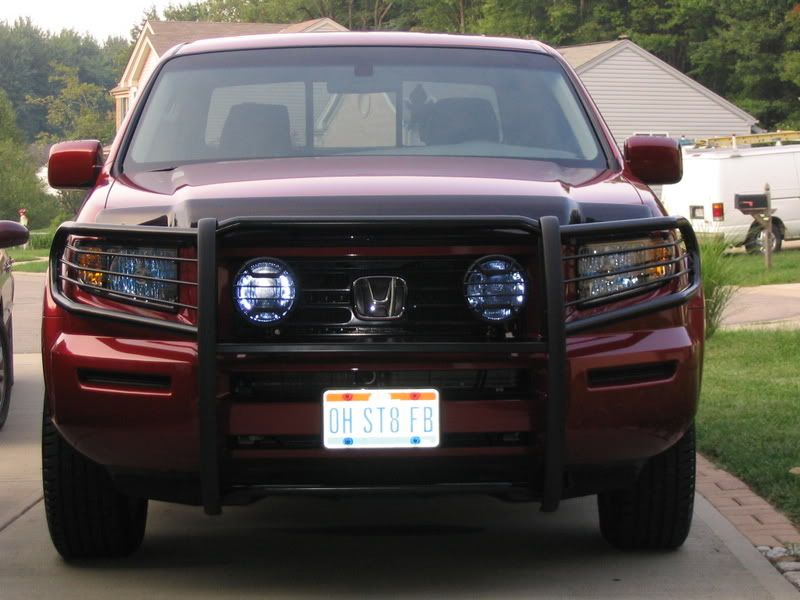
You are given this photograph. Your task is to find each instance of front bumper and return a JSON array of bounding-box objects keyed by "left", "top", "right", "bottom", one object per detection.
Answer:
[{"left": 45, "top": 215, "right": 702, "bottom": 514}]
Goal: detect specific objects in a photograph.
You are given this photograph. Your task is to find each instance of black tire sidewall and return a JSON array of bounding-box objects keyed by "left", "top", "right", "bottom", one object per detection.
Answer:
[
  {"left": 0, "top": 323, "right": 11, "bottom": 428},
  {"left": 42, "top": 410, "right": 148, "bottom": 559},
  {"left": 597, "top": 424, "right": 696, "bottom": 550},
  {"left": 746, "top": 223, "right": 782, "bottom": 254}
]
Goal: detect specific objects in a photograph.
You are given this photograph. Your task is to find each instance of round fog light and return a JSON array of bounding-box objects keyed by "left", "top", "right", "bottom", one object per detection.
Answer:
[
  {"left": 233, "top": 258, "right": 297, "bottom": 324},
  {"left": 464, "top": 255, "right": 528, "bottom": 322}
]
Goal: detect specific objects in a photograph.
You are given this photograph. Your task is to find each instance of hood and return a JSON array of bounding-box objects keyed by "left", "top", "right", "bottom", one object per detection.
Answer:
[{"left": 100, "top": 156, "right": 650, "bottom": 227}]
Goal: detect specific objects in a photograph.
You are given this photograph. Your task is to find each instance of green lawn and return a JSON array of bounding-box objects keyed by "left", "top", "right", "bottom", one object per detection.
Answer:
[
  {"left": 724, "top": 246, "right": 800, "bottom": 286},
  {"left": 12, "top": 260, "right": 48, "bottom": 273},
  {"left": 698, "top": 329, "right": 800, "bottom": 525},
  {"left": 7, "top": 247, "right": 48, "bottom": 263}
]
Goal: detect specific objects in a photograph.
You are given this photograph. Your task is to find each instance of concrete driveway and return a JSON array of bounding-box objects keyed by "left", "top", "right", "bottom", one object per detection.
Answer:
[
  {"left": 722, "top": 282, "right": 800, "bottom": 329},
  {"left": 12, "top": 272, "right": 46, "bottom": 354},
  {"left": 2, "top": 275, "right": 798, "bottom": 599}
]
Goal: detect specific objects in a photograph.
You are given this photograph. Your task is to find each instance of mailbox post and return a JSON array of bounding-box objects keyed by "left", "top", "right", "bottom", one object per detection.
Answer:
[{"left": 734, "top": 183, "right": 774, "bottom": 269}]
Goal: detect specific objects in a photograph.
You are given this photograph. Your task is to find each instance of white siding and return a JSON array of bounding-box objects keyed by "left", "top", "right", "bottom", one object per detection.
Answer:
[
  {"left": 578, "top": 47, "right": 752, "bottom": 144},
  {"left": 138, "top": 49, "right": 160, "bottom": 89}
]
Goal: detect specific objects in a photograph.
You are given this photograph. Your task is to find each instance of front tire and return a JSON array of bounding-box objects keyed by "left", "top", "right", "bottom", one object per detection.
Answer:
[
  {"left": 0, "top": 322, "right": 12, "bottom": 428},
  {"left": 598, "top": 424, "right": 695, "bottom": 550},
  {"left": 42, "top": 408, "right": 148, "bottom": 559}
]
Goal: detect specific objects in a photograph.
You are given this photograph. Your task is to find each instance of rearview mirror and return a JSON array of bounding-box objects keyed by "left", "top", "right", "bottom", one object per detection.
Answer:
[
  {"left": 0, "top": 221, "right": 29, "bottom": 249},
  {"left": 48, "top": 140, "right": 104, "bottom": 189},
  {"left": 624, "top": 136, "right": 682, "bottom": 185}
]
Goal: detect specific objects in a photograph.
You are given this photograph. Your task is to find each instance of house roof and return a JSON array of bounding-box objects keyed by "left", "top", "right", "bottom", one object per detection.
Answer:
[
  {"left": 556, "top": 39, "right": 624, "bottom": 69},
  {"left": 113, "top": 18, "right": 349, "bottom": 94},
  {"left": 557, "top": 38, "right": 757, "bottom": 126},
  {"left": 146, "top": 18, "right": 344, "bottom": 54},
  {"left": 147, "top": 21, "right": 286, "bottom": 54}
]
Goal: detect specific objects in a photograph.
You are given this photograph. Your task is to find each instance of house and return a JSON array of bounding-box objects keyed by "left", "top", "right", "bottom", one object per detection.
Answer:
[
  {"left": 111, "top": 18, "right": 348, "bottom": 129},
  {"left": 558, "top": 38, "right": 758, "bottom": 144}
]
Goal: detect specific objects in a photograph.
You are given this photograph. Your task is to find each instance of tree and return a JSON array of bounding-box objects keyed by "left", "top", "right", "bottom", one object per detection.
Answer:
[
  {"left": 103, "top": 36, "right": 134, "bottom": 83},
  {"left": 479, "top": 0, "right": 542, "bottom": 38},
  {"left": 163, "top": 0, "right": 307, "bottom": 22},
  {"left": 779, "top": 8, "right": 800, "bottom": 127},
  {"left": 0, "top": 88, "right": 23, "bottom": 144},
  {"left": 415, "top": 0, "right": 482, "bottom": 33},
  {"left": 0, "top": 89, "right": 58, "bottom": 227},
  {"left": 0, "top": 19, "right": 132, "bottom": 142},
  {"left": 130, "top": 6, "right": 160, "bottom": 42},
  {"left": 27, "top": 64, "right": 115, "bottom": 144},
  {"left": 163, "top": 0, "right": 415, "bottom": 29},
  {"left": 0, "top": 19, "right": 52, "bottom": 141},
  {"left": 687, "top": 0, "right": 800, "bottom": 130}
]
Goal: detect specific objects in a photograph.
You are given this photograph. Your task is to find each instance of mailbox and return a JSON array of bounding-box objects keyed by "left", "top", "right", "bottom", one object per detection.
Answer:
[{"left": 734, "top": 193, "right": 770, "bottom": 215}]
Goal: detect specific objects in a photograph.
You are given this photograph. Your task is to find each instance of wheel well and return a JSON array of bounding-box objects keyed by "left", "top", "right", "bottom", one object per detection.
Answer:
[{"left": 748, "top": 217, "right": 785, "bottom": 237}]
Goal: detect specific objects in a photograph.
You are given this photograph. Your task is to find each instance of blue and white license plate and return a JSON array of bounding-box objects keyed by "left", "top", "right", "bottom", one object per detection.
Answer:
[{"left": 323, "top": 388, "right": 440, "bottom": 449}]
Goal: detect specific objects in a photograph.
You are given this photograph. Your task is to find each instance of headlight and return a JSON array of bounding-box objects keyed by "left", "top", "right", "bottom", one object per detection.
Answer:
[
  {"left": 74, "top": 244, "right": 179, "bottom": 305},
  {"left": 464, "top": 255, "right": 528, "bottom": 322},
  {"left": 233, "top": 258, "right": 297, "bottom": 324},
  {"left": 576, "top": 239, "right": 674, "bottom": 302}
]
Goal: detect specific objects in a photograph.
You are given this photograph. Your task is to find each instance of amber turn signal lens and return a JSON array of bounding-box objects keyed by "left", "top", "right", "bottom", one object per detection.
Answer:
[{"left": 76, "top": 247, "right": 104, "bottom": 287}]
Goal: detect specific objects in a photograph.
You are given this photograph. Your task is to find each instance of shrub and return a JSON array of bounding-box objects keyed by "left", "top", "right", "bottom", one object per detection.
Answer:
[
  {"left": 26, "top": 212, "right": 70, "bottom": 250},
  {"left": 29, "top": 230, "right": 54, "bottom": 250},
  {"left": 699, "top": 235, "right": 739, "bottom": 338}
]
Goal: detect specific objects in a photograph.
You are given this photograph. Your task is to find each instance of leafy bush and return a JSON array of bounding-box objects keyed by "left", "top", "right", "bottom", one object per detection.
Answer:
[
  {"left": 699, "top": 235, "right": 739, "bottom": 338},
  {"left": 29, "top": 230, "right": 54, "bottom": 250}
]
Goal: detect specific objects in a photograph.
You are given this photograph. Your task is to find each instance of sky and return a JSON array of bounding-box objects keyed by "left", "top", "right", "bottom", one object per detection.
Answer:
[{"left": 0, "top": 0, "right": 183, "bottom": 41}]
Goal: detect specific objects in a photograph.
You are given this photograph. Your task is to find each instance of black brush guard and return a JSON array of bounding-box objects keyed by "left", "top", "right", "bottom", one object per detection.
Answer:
[{"left": 49, "top": 215, "right": 701, "bottom": 515}]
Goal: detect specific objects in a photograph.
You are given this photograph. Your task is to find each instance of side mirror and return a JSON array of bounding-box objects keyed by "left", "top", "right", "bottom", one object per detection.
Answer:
[
  {"left": 48, "top": 140, "right": 104, "bottom": 189},
  {"left": 624, "top": 136, "right": 682, "bottom": 185},
  {"left": 0, "top": 221, "right": 29, "bottom": 249}
]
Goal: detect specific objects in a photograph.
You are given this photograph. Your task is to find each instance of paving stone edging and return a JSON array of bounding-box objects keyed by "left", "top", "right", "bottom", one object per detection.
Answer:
[{"left": 697, "top": 454, "right": 800, "bottom": 591}]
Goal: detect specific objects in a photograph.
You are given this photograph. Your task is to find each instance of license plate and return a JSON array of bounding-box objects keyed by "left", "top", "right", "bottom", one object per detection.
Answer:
[{"left": 323, "top": 388, "right": 439, "bottom": 449}]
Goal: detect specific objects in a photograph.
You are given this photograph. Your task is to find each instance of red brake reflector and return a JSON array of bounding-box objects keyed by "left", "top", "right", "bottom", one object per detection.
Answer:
[{"left": 712, "top": 202, "right": 724, "bottom": 221}]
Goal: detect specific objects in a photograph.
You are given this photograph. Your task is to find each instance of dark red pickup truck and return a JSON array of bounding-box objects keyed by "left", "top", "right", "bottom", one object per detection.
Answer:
[{"left": 43, "top": 32, "right": 703, "bottom": 559}]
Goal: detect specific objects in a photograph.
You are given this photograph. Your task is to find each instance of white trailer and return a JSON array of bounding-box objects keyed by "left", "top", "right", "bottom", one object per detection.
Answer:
[{"left": 660, "top": 133, "right": 800, "bottom": 252}]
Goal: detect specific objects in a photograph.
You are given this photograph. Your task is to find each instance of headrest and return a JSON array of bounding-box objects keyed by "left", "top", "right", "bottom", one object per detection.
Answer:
[
  {"left": 420, "top": 97, "right": 500, "bottom": 146},
  {"left": 220, "top": 103, "right": 291, "bottom": 158}
]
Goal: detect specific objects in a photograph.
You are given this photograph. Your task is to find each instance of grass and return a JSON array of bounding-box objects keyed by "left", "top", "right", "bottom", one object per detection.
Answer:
[
  {"left": 7, "top": 247, "right": 49, "bottom": 263},
  {"left": 697, "top": 329, "right": 800, "bottom": 525},
  {"left": 724, "top": 246, "right": 800, "bottom": 287},
  {"left": 12, "top": 260, "right": 48, "bottom": 273}
]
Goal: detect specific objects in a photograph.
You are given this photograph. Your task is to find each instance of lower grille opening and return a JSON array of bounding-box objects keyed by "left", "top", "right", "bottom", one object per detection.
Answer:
[
  {"left": 587, "top": 361, "right": 677, "bottom": 388},
  {"left": 230, "top": 431, "right": 529, "bottom": 451},
  {"left": 78, "top": 369, "right": 171, "bottom": 390},
  {"left": 231, "top": 369, "right": 528, "bottom": 403}
]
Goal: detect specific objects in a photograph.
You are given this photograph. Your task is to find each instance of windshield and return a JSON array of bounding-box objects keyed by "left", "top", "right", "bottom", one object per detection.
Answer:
[{"left": 123, "top": 46, "right": 606, "bottom": 171}]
